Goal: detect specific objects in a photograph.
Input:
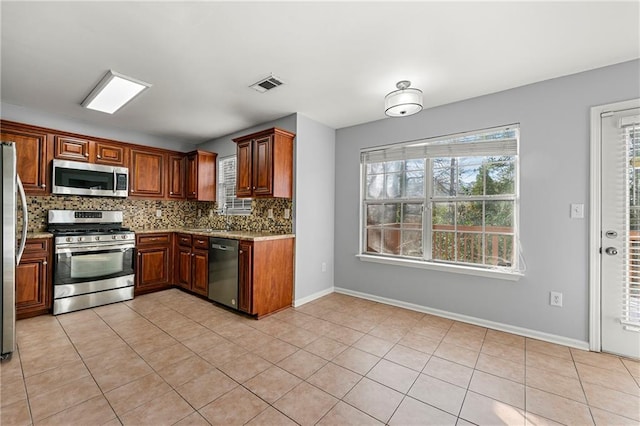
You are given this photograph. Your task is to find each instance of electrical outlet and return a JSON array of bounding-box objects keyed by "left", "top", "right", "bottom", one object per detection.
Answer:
[
  {"left": 550, "top": 291, "right": 563, "bottom": 307},
  {"left": 321, "top": 262, "right": 327, "bottom": 272},
  {"left": 284, "top": 208, "right": 290, "bottom": 219},
  {"left": 209, "top": 209, "right": 214, "bottom": 218},
  {"left": 155, "top": 209, "right": 162, "bottom": 218},
  {"left": 197, "top": 209, "right": 202, "bottom": 217},
  {"left": 268, "top": 208, "right": 274, "bottom": 219}
]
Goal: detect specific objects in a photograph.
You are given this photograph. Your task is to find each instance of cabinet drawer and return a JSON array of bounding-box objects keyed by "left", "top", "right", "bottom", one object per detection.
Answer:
[
  {"left": 23, "top": 238, "right": 49, "bottom": 254},
  {"left": 192, "top": 236, "right": 209, "bottom": 250},
  {"left": 137, "top": 233, "right": 171, "bottom": 246},
  {"left": 177, "top": 233, "right": 192, "bottom": 247}
]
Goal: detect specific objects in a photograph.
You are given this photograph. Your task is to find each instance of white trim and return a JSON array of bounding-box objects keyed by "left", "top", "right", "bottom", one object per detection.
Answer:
[
  {"left": 589, "top": 99, "right": 640, "bottom": 353},
  {"left": 293, "top": 286, "right": 335, "bottom": 307},
  {"left": 334, "top": 286, "right": 589, "bottom": 350},
  {"left": 356, "top": 254, "right": 523, "bottom": 281}
]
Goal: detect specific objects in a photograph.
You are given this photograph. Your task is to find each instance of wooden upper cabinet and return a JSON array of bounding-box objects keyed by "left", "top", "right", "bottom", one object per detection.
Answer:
[
  {"left": 0, "top": 121, "right": 50, "bottom": 195},
  {"left": 55, "top": 136, "right": 90, "bottom": 162},
  {"left": 236, "top": 140, "right": 252, "bottom": 198},
  {"left": 55, "top": 136, "right": 128, "bottom": 166},
  {"left": 95, "top": 142, "right": 127, "bottom": 166},
  {"left": 186, "top": 150, "right": 217, "bottom": 201},
  {"left": 252, "top": 136, "right": 273, "bottom": 196},
  {"left": 130, "top": 148, "right": 166, "bottom": 198},
  {"left": 233, "top": 128, "right": 294, "bottom": 198},
  {"left": 168, "top": 154, "right": 186, "bottom": 199}
]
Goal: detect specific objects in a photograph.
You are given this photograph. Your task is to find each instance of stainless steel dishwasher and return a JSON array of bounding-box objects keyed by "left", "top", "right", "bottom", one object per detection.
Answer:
[{"left": 208, "top": 237, "right": 239, "bottom": 309}]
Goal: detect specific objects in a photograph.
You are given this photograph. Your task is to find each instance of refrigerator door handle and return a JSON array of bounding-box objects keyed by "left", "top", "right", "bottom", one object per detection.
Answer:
[{"left": 16, "top": 174, "right": 28, "bottom": 265}]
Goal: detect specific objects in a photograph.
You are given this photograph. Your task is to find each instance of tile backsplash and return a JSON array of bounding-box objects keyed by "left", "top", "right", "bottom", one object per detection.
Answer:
[{"left": 22, "top": 196, "right": 293, "bottom": 234}]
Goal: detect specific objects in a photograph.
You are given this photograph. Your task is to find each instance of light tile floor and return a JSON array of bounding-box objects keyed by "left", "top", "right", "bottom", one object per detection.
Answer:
[{"left": 1, "top": 289, "right": 639, "bottom": 425}]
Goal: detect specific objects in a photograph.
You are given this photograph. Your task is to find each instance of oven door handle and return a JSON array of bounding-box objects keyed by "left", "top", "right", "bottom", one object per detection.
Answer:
[{"left": 56, "top": 244, "right": 135, "bottom": 254}]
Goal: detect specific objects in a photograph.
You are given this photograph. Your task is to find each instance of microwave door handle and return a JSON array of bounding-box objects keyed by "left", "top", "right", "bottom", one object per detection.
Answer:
[
  {"left": 113, "top": 170, "right": 117, "bottom": 194},
  {"left": 16, "top": 174, "right": 28, "bottom": 265}
]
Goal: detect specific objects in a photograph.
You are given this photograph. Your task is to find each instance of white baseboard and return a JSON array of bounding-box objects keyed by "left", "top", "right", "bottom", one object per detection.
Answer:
[
  {"left": 334, "top": 287, "right": 590, "bottom": 351},
  {"left": 294, "top": 286, "right": 335, "bottom": 307}
]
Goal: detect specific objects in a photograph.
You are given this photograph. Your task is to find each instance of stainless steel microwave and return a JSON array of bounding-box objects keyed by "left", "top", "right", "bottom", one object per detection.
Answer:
[{"left": 52, "top": 159, "right": 129, "bottom": 197}]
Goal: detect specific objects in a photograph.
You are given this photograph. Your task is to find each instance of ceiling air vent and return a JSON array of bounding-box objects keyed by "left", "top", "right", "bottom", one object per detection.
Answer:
[{"left": 250, "top": 74, "right": 284, "bottom": 93}]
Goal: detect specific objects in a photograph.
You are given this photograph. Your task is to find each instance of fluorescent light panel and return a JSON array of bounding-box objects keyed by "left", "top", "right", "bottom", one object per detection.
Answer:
[{"left": 82, "top": 70, "right": 151, "bottom": 114}]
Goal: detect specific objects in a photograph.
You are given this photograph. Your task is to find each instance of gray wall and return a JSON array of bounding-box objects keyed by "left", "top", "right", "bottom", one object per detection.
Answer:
[
  {"left": 1, "top": 102, "right": 196, "bottom": 152},
  {"left": 334, "top": 59, "right": 640, "bottom": 343},
  {"left": 294, "top": 114, "right": 336, "bottom": 301}
]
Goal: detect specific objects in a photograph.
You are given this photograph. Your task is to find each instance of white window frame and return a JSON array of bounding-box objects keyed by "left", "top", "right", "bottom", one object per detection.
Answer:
[
  {"left": 357, "top": 124, "right": 522, "bottom": 281},
  {"left": 217, "top": 155, "right": 252, "bottom": 215}
]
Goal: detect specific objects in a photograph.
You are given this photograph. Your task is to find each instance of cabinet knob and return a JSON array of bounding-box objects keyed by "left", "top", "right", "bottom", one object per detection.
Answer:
[
  {"left": 170, "top": 191, "right": 174, "bottom": 195},
  {"left": 43, "top": 261, "right": 47, "bottom": 265},
  {"left": 138, "top": 252, "right": 141, "bottom": 256},
  {"left": 191, "top": 253, "right": 195, "bottom": 257},
  {"left": 131, "top": 189, "right": 134, "bottom": 193},
  {"left": 84, "top": 153, "right": 89, "bottom": 157},
  {"left": 239, "top": 250, "right": 243, "bottom": 254},
  {"left": 97, "top": 154, "right": 102, "bottom": 159},
  {"left": 253, "top": 186, "right": 256, "bottom": 190},
  {"left": 40, "top": 183, "right": 46, "bottom": 188}
]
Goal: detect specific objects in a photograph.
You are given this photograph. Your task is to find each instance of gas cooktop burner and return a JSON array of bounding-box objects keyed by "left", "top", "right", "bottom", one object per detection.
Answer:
[
  {"left": 50, "top": 227, "right": 132, "bottom": 236},
  {"left": 48, "top": 210, "right": 135, "bottom": 244}
]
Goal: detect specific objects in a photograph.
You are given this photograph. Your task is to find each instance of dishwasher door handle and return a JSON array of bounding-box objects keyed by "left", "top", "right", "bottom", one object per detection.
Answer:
[{"left": 211, "top": 244, "right": 234, "bottom": 251}]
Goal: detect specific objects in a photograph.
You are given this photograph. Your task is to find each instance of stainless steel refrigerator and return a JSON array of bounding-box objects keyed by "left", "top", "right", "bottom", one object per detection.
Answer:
[{"left": 1, "top": 142, "right": 28, "bottom": 359}]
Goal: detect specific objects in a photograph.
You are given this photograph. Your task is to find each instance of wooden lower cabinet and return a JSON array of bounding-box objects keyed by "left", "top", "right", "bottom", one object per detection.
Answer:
[
  {"left": 135, "top": 233, "right": 172, "bottom": 294},
  {"left": 174, "top": 233, "right": 209, "bottom": 297},
  {"left": 238, "top": 238, "right": 294, "bottom": 318},
  {"left": 16, "top": 238, "right": 51, "bottom": 319}
]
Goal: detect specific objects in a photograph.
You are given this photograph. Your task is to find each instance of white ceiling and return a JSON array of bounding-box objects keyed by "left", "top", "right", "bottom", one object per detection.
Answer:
[{"left": 1, "top": 1, "right": 639, "bottom": 145}]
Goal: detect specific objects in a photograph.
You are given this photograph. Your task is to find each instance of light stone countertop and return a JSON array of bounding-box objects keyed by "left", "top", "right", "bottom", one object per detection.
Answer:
[
  {"left": 133, "top": 228, "right": 295, "bottom": 241},
  {"left": 26, "top": 232, "right": 53, "bottom": 239}
]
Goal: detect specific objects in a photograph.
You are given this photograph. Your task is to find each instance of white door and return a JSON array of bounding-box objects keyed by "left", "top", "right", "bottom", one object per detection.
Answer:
[{"left": 600, "top": 105, "right": 640, "bottom": 358}]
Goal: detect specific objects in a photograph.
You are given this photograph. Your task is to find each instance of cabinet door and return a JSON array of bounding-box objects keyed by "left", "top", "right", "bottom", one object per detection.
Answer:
[
  {"left": 252, "top": 136, "right": 273, "bottom": 196},
  {"left": 175, "top": 246, "right": 192, "bottom": 289},
  {"left": 130, "top": 149, "right": 165, "bottom": 198},
  {"left": 168, "top": 155, "right": 186, "bottom": 199},
  {"left": 95, "top": 142, "right": 127, "bottom": 166},
  {"left": 238, "top": 241, "right": 253, "bottom": 314},
  {"left": 16, "top": 255, "right": 49, "bottom": 318},
  {"left": 186, "top": 153, "right": 198, "bottom": 199},
  {"left": 136, "top": 246, "right": 170, "bottom": 288},
  {"left": 1, "top": 128, "right": 49, "bottom": 194},
  {"left": 236, "top": 140, "right": 253, "bottom": 197},
  {"left": 55, "top": 136, "right": 90, "bottom": 162},
  {"left": 191, "top": 249, "right": 209, "bottom": 297}
]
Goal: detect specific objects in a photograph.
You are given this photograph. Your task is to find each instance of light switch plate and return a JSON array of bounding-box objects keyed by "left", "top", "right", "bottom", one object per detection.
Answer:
[{"left": 570, "top": 203, "right": 584, "bottom": 219}]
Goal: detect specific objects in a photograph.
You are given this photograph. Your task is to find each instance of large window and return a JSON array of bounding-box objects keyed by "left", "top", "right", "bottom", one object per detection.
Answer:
[
  {"left": 217, "top": 156, "right": 252, "bottom": 215},
  {"left": 361, "top": 125, "right": 519, "bottom": 274}
]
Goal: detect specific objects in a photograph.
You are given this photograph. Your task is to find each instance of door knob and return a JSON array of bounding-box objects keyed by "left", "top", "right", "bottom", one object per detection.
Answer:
[{"left": 605, "top": 247, "right": 618, "bottom": 256}]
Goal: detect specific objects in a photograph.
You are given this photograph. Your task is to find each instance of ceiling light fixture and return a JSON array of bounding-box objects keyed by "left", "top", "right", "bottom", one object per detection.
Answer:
[
  {"left": 384, "top": 80, "right": 423, "bottom": 117},
  {"left": 81, "top": 70, "right": 152, "bottom": 114}
]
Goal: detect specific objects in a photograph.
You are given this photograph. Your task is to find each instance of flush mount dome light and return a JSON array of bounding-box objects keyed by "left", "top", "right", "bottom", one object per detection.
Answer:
[
  {"left": 81, "top": 70, "right": 152, "bottom": 114},
  {"left": 384, "top": 80, "right": 423, "bottom": 117}
]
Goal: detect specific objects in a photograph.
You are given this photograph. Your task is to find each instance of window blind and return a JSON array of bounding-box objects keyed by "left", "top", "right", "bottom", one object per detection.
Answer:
[
  {"left": 362, "top": 126, "right": 518, "bottom": 163},
  {"left": 620, "top": 114, "right": 640, "bottom": 328},
  {"left": 218, "top": 156, "right": 252, "bottom": 214}
]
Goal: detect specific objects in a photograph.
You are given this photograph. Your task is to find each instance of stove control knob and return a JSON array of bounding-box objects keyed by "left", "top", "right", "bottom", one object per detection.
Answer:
[
  {"left": 112, "top": 235, "right": 117, "bottom": 240},
  {"left": 121, "top": 235, "right": 127, "bottom": 239},
  {"left": 95, "top": 236, "right": 100, "bottom": 241},
  {"left": 66, "top": 237, "right": 72, "bottom": 243},
  {"left": 77, "top": 237, "right": 84, "bottom": 242}
]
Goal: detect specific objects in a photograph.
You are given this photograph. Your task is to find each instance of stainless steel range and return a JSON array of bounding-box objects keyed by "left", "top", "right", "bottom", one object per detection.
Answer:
[{"left": 48, "top": 210, "right": 135, "bottom": 315}]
